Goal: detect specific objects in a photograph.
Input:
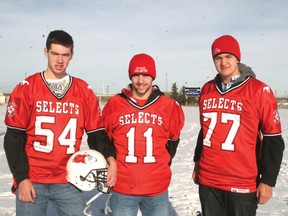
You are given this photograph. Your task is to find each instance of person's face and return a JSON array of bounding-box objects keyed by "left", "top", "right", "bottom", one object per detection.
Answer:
[
  {"left": 131, "top": 74, "right": 153, "bottom": 99},
  {"left": 44, "top": 43, "right": 73, "bottom": 78},
  {"left": 213, "top": 53, "right": 240, "bottom": 83}
]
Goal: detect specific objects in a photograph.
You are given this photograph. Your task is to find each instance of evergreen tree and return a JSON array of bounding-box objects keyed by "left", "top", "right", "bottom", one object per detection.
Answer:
[
  {"left": 170, "top": 82, "right": 179, "bottom": 102},
  {"left": 178, "top": 85, "right": 186, "bottom": 105}
]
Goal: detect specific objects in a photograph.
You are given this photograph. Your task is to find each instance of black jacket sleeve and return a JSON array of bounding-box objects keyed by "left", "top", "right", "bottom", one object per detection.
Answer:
[
  {"left": 193, "top": 128, "right": 203, "bottom": 162},
  {"left": 4, "top": 127, "right": 29, "bottom": 185},
  {"left": 259, "top": 135, "right": 285, "bottom": 187},
  {"left": 87, "top": 129, "right": 116, "bottom": 159},
  {"left": 166, "top": 138, "right": 180, "bottom": 166}
]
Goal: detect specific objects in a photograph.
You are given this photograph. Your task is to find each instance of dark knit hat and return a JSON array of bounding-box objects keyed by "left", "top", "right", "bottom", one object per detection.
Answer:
[
  {"left": 128, "top": 53, "right": 156, "bottom": 80},
  {"left": 211, "top": 35, "right": 241, "bottom": 61}
]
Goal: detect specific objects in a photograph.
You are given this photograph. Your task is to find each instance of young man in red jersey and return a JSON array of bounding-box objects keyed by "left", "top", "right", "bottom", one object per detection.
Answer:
[
  {"left": 192, "top": 35, "right": 285, "bottom": 216},
  {"left": 102, "top": 53, "right": 185, "bottom": 216},
  {"left": 4, "top": 30, "right": 117, "bottom": 216}
]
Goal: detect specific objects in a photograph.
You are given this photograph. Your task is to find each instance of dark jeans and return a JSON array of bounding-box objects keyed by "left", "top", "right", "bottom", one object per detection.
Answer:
[{"left": 199, "top": 183, "right": 258, "bottom": 216}]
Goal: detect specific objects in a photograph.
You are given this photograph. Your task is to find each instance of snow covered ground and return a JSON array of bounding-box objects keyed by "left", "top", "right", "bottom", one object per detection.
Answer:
[{"left": 0, "top": 104, "right": 287, "bottom": 216}]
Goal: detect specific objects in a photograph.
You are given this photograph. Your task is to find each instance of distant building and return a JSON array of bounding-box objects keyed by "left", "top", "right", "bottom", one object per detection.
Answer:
[
  {"left": 0, "top": 92, "right": 5, "bottom": 104},
  {"left": 277, "top": 97, "right": 288, "bottom": 109}
]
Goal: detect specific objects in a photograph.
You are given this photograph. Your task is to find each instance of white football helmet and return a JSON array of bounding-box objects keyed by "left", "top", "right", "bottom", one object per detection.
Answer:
[{"left": 66, "top": 149, "right": 109, "bottom": 192}]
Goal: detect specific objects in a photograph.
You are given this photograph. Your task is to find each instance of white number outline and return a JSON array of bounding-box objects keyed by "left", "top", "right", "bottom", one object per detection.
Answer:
[
  {"left": 203, "top": 112, "right": 240, "bottom": 151},
  {"left": 125, "top": 127, "right": 156, "bottom": 163},
  {"left": 34, "top": 116, "right": 77, "bottom": 154}
]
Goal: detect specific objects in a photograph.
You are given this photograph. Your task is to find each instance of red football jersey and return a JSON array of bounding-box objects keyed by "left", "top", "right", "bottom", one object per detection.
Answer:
[
  {"left": 5, "top": 72, "right": 103, "bottom": 184},
  {"left": 198, "top": 77, "right": 282, "bottom": 193},
  {"left": 102, "top": 91, "right": 184, "bottom": 196}
]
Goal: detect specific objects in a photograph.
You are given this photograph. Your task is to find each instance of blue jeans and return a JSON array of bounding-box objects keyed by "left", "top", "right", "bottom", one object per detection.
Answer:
[
  {"left": 108, "top": 190, "right": 170, "bottom": 216},
  {"left": 16, "top": 183, "right": 84, "bottom": 216},
  {"left": 199, "top": 183, "right": 258, "bottom": 216}
]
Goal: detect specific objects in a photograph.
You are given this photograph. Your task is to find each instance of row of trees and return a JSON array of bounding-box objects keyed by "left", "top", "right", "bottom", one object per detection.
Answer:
[{"left": 169, "top": 82, "right": 199, "bottom": 106}]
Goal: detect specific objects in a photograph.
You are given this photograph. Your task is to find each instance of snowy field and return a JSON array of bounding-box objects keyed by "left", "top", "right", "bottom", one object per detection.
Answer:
[{"left": 0, "top": 104, "right": 287, "bottom": 216}]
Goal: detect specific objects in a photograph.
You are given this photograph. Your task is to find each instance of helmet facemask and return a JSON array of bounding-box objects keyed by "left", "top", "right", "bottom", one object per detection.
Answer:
[{"left": 80, "top": 168, "right": 110, "bottom": 193}]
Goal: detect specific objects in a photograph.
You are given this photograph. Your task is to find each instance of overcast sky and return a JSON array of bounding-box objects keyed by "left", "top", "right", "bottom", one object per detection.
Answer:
[{"left": 1, "top": 0, "right": 287, "bottom": 96}]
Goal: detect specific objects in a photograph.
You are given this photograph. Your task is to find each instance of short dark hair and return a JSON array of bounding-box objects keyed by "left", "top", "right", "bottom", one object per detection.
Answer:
[{"left": 46, "top": 30, "right": 74, "bottom": 52}]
